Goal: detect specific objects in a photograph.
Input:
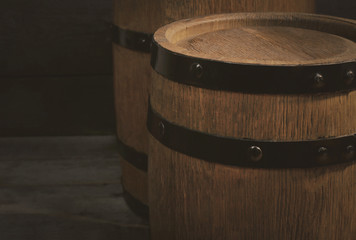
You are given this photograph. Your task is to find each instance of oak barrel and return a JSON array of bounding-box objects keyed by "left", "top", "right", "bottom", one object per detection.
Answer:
[
  {"left": 148, "top": 13, "right": 356, "bottom": 239},
  {"left": 112, "top": 1, "right": 315, "bottom": 216}
]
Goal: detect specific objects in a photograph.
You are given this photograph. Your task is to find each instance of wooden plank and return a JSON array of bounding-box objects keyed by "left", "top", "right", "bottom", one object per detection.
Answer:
[
  {"left": 0, "top": 136, "right": 119, "bottom": 161},
  {"left": 0, "top": 136, "right": 149, "bottom": 240},
  {"left": 0, "top": 159, "right": 121, "bottom": 186},
  {"left": 0, "top": 214, "right": 148, "bottom": 240},
  {"left": 0, "top": 136, "right": 121, "bottom": 186},
  {"left": 0, "top": 76, "right": 115, "bottom": 136},
  {"left": 0, "top": 185, "right": 147, "bottom": 225},
  {"left": 0, "top": 0, "right": 113, "bottom": 77}
]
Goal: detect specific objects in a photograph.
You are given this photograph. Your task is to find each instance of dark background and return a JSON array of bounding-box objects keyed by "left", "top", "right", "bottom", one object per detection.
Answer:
[{"left": 0, "top": 0, "right": 355, "bottom": 137}]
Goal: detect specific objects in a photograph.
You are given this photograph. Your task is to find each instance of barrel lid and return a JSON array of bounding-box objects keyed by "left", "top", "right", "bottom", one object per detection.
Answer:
[{"left": 151, "top": 13, "right": 356, "bottom": 94}]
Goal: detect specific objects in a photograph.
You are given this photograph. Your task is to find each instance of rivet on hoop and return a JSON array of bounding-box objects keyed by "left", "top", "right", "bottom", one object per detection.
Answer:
[
  {"left": 191, "top": 63, "right": 204, "bottom": 79},
  {"left": 316, "top": 146, "right": 328, "bottom": 163},
  {"left": 158, "top": 121, "right": 165, "bottom": 137},
  {"left": 313, "top": 73, "right": 325, "bottom": 88},
  {"left": 140, "top": 38, "right": 147, "bottom": 44},
  {"left": 247, "top": 146, "right": 263, "bottom": 162},
  {"left": 345, "top": 70, "right": 355, "bottom": 85},
  {"left": 345, "top": 145, "right": 355, "bottom": 161}
]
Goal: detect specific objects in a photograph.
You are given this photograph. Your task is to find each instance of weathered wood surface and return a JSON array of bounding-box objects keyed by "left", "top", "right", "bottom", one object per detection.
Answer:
[
  {"left": 0, "top": 136, "right": 149, "bottom": 240},
  {"left": 0, "top": 75, "right": 115, "bottom": 136},
  {"left": 0, "top": 0, "right": 116, "bottom": 136},
  {"left": 149, "top": 13, "right": 356, "bottom": 239},
  {"left": 0, "top": 0, "right": 113, "bottom": 77}
]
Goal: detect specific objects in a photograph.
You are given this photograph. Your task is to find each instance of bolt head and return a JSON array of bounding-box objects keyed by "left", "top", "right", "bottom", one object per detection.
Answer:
[
  {"left": 345, "top": 70, "right": 355, "bottom": 85},
  {"left": 345, "top": 145, "right": 355, "bottom": 161},
  {"left": 313, "top": 73, "right": 325, "bottom": 88},
  {"left": 191, "top": 63, "right": 204, "bottom": 79},
  {"left": 158, "top": 121, "right": 165, "bottom": 137},
  {"left": 316, "top": 146, "right": 328, "bottom": 163},
  {"left": 247, "top": 146, "right": 263, "bottom": 162}
]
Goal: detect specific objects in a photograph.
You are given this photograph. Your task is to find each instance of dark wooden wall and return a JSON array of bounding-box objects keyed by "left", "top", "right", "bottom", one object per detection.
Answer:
[
  {"left": 0, "top": 0, "right": 354, "bottom": 137},
  {"left": 317, "top": 0, "right": 356, "bottom": 19},
  {"left": 0, "top": 0, "right": 115, "bottom": 136},
  {"left": 0, "top": 0, "right": 113, "bottom": 76}
]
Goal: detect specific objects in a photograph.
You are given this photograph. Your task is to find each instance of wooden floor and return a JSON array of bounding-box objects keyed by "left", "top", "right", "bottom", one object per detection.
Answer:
[{"left": 0, "top": 136, "right": 149, "bottom": 240}]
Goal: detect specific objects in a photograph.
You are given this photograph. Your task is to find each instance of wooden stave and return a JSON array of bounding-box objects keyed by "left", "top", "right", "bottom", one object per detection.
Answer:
[{"left": 149, "top": 74, "right": 356, "bottom": 240}]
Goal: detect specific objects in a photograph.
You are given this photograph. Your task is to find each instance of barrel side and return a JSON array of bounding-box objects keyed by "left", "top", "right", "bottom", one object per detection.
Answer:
[
  {"left": 113, "top": 0, "right": 152, "bottom": 209},
  {"left": 149, "top": 71, "right": 356, "bottom": 239},
  {"left": 149, "top": 135, "right": 356, "bottom": 240}
]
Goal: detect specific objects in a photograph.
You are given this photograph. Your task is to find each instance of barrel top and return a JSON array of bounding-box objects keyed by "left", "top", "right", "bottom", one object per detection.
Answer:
[
  {"left": 154, "top": 13, "right": 356, "bottom": 66},
  {"left": 152, "top": 13, "right": 356, "bottom": 94}
]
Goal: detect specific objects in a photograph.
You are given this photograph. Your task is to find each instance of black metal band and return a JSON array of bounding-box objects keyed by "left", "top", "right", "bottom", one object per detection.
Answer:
[
  {"left": 116, "top": 137, "right": 148, "bottom": 171},
  {"left": 111, "top": 24, "right": 152, "bottom": 53},
  {"left": 122, "top": 187, "right": 149, "bottom": 220},
  {"left": 147, "top": 104, "right": 356, "bottom": 168},
  {"left": 151, "top": 39, "right": 356, "bottom": 94}
]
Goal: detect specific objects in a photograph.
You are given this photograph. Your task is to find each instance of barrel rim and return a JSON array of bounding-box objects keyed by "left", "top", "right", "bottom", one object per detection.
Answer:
[
  {"left": 154, "top": 12, "right": 356, "bottom": 66},
  {"left": 151, "top": 12, "right": 356, "bottom": 94}
]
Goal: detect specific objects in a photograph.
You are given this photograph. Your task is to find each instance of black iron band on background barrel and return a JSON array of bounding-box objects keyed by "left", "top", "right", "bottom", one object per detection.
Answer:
[
  {"left": 122, "top": 185, "right": 149, "bottom": 220},
  {"left": 116, "top": 136, "right": 148, "bottom": 171},
  {"left": 111, "top": 24, "right": 152, "bottom": 53},
  {"left": 151, "top": 39, "right": 356, "bottom": 94},
  {"left": 147, "top": 103, "right": 356, "bottom": 168}
]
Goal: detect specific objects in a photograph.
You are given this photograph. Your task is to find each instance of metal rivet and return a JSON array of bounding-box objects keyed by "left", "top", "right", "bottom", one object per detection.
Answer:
[
  {"left": 158, "top": 121, "right": 165, "bottom": 137},
  {"left": 345, "top": 70, "right": 355, "bottom": 85},
  {"left": 140, "top": 38, "right": 147, "bottom": 44},
  {"left": 191, "top": 63, "right": 204, "bottom": 79},
  {"left": 247, "top": 146, "right": 263, "bottom": 162},
  {"left": 313, "top": 73, "right": 325, "bottom": 88},
  {"left": 345, "top": 145, "right": 355, "bottom": 161},
  {"left": 316, "top": 146, "right": 328, "bottom": 163}
]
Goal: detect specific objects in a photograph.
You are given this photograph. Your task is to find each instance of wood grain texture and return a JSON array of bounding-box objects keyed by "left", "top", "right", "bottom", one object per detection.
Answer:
[
  {"left": 113, "top": 0, "right": 316, "bottom": 211},
  {"left": 113, "top": 44, "right": 150, "bottom": 207},
  {"left": 149, "top": 13, "right": 356, "bottom": 239},
  {"left": 176, "top": 26, "right": 356, "bottom": 65},
  {"left": 149, "top": 136, "right": 356, "bottom": 240},
  {"left": 121, "top": 158, "right": 148, "bottom": 205},
  {"left": 113, "top": 46, "right": 151, "bottom": 154},
  {"left": 151, "top": 73, "right": 356, "bottom": 141},
  {"left": 0, "top": 136, "right": 149, "bottom": 240},
  {"left": 0, "top": 213, "right": 148, "bottom": 240},
  {"left": 158, "top": 13, "right": 356, "bottom": 66}
]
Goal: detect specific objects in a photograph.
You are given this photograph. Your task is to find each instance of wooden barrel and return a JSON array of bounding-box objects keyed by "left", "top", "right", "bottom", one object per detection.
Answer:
[
  {"left": 148, "top": 13, "right": 356, "bottom": 239},
  {"left": 112, "top": 1, "right": 315, "bottom": 217}
]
